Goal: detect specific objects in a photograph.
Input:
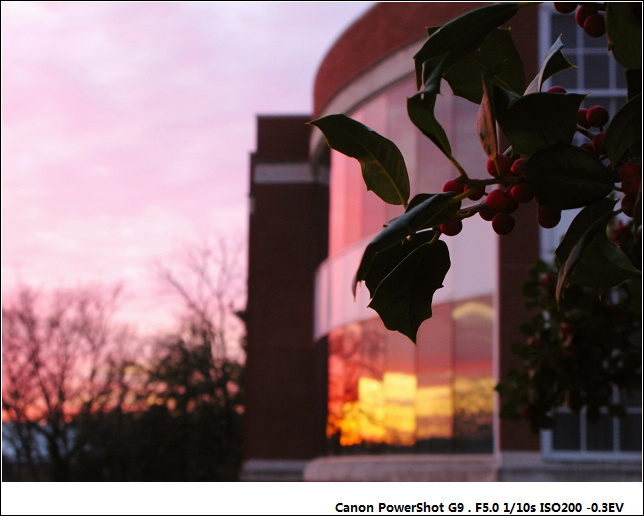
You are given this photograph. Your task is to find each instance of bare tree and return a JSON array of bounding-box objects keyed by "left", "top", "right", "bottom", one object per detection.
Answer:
[
  {"left": 146, "top": 237, "right": 246, "bottom": 480},
  {"left": 2, "top": 284, "right": 138, "bottom": 481},
  {"left": 154, "top": 236, "right": 246, "bottom": 364}
]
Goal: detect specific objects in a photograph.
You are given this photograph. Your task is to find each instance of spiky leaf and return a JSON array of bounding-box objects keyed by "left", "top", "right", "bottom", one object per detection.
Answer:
[
  {"left": 443, "top": 28, "right": 525, "bottom": 103},
  {"left": 605, "top": 94, "right": 642, "bottom": 166},
  {"left": 524, "top": 35, "right": 575, "bottom": 94},
  {"left": 607, "top": 3, "right": 642, "bottom": 70},
  {"left": 413, "top": 2, "right": 521, "bottom": 89},
  {"left": 523, "top": 144, "right": 614, "bottom": 209},
  {"left": 353, "top": 193, "right": 459, "bottom": 294},
  {"left": 369, "top": 239, "right": 450, "bottom": 343},
  {"left": 309, "top": 114, "right": 410, "bottom": 206},
  {"left": 495, "top": 89, "right": 586, "bottom": 156}
]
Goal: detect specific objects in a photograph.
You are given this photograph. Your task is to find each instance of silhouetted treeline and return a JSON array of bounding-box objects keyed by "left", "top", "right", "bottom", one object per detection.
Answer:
[
  {"left": 3, "top": 240, "right": 247, "bottom": 482},
  {"left": 3, "top": 327, "right": 244, "bottom": 482}
]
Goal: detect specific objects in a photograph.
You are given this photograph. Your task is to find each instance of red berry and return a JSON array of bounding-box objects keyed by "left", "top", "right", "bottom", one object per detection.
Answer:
[
  {"left": 609, "top": 219, "right": 631, "bottom": 245},
  {"left": 537, "top": 206, "right": 562, "bottom": 229},
  {"left": 539, "top": 274, "right": 551, "bottom": 288},
  {"left": 467, "top": 184, "right": 486, "bottom": 200},
  {"left": 486, "top": 154, "right": 512, "bottom": 177},
  {"left": 584, "top": 13, "right": 606, "bottom": 38},
  {"left": 592, "top": 132, "right": 606, "bottom": 154},
  {"left": 510, "top": 183, "right": 534, "bottom": 203},
  {"left": 442, "top": 179, "right": 466, "bottom": 194},
  {"left": 547, "top": 85, "right": 567, "bottom": 94},
  {"left": 510, "top": 158, "right": 527, "bottom": 176},
  {"left": 486, "top": 188, "right": 515, "bottom": 214},
  {"left": 577, "top": 108, "right": 590, "bottom": 129},
  {"left": 492, "top": 212, "right": 515, "bottom": 235},
  {"left": 622, "top": 172, "right": 641, "bottom": 197},
  {"left": 507, "top": 195, "right": 519, "bottom": 213},
  {"left": 586, "top": 105, "right": 609, "bottom": 128},
  {"left": 618, "top": 162, "right": 641, "bottom": 181},
  {"left": 554, "top": 3, "right": 577, "bottom": 14},
  {"left": 440, "top": 217, "right": 463, "bottom": 236},
  {"left": 479, "top": 206, "right": 494, "bottom": 221},
  {"left": 621, "top": 196, "right": 636, "bottom": 218},
  {"left": 575, "top": 5, "right": 597, "bottom": 28}
]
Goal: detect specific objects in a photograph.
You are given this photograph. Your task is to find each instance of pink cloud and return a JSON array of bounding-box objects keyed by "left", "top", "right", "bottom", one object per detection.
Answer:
[{"left": 1, "top": 1, "right": 374, "bottom": 329}]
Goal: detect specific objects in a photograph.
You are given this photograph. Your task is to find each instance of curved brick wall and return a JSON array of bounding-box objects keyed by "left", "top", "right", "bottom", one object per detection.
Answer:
[{"left": 313, "top": 2, "right": 488, "bottom": 117}]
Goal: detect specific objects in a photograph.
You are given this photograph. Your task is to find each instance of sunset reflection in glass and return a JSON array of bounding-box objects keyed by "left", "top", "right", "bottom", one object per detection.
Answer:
[{"left": 327, "top": 296, "right": 494, "bottom": 454}]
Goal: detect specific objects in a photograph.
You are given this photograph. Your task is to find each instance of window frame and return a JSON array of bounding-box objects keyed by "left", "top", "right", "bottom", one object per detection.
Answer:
[{"left": 537, "top": 3, "right": 641, "bottom": 463}]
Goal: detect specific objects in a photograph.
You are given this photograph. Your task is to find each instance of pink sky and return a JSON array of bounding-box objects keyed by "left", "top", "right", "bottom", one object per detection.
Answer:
[{"left": 1, "top": 1, "right": 374, "bottom": 331}]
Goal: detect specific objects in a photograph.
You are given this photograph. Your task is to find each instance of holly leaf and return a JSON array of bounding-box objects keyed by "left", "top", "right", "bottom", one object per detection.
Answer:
[
  {"left": 353, "top": 193, "right": 459, "bottom": 295},
  {"left": 556, "top": 223, "right": 642, "bottom": 302},
  {"left": 413, "top": 2, "right": 521, "bottom": 89},
  {"left": 477, "top": 75, "right": 497, "bottom": 159},
  {"left": 525, "top": 35, "right": 575, "bottom": 94},
  {"left": 407, "top": 94, "right": 452, "bottom": 159},
  {"left": 605, "top": 94, "right": 642, "bottom": 165},
  {"left": 555, "top": 198, "right": 617, "bottom": 266},
  {"left": 361, "top": 230, "right": 438, "bottom": 298},
  {"left": 555, "top": 197, "right": 641, "bottom": 302},
  {"left": 443, "top": 28, "right": 525, "bottom": 104},
  {"left": 494, "top": 89, "right": 586, "bottom": 156},
  {"left": 607, "top": 3, "right": 642, "bottom": 71},
  {"left": 368, "top": 239, "right": 450, "bottom": 344},
  {"left": 309, "top": 114, "right": 410, "bottom": 206},
  {"left": 407, "top": 56, "right": 452, "bottom": 159},
  {"left": 523, "top": 144, "right": 614, "bottom": 209}
]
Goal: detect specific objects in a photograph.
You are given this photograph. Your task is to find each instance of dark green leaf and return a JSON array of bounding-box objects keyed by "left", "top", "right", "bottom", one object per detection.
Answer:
[
  {"left": 368, "top": 239, "right": 450, "bottom": 343},
  {"left": 495, "top": 90, "right": 586, "bottom": 156},
  {"left": 309, "top": 114, "right": 410, "bottom": 206},
  {"left": 413, "top": 2, "right": 522, "bottom": 89},
  {"left": 402, "top": 193, "right": 461, "bottom": 232},
  {"left": 607, "top": 3, "right": 642, "bottom": 71},
  {"left": 555, "top": 198, "right": 617, "bottom": 266},
  {"left": 405, "top": 193, "right": 433, "bottom": 212},
  {"left": 407, "top": 93, "right": 452, "bottom": 158},
  {"left": 353, "top": 193, "right": 460, "bottom": 294},
  {"left": 362, "top": 230, "right": 438, "bottom": 298},
  {"left": 523, "top": 144, "right": 614, "bottom": 209},
  {"left": 419, "top": 54, "right": 447, "bottom": 97},
  {"left": 443, "top": 28, "right": 525, "bottom": 103},
  {"left": 556, "top": 224, "right": 641, "bottom": 302},
  {"left": 525, "top": 35, "right": 575, "bottom": 94},
  {"left": 605, "top": 94, "right": 642, "bottom": 165}
]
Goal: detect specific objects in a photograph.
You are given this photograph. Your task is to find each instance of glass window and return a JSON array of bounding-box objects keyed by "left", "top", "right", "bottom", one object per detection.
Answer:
[
  {"left": 322, "top": 64, "right": 495, "bottom": 457},
  {"left": 539, "top": 4, "right": 639, "bottom": 462},
  {"left": 552, "top": 412, "right": 581, "bottom": 451}
]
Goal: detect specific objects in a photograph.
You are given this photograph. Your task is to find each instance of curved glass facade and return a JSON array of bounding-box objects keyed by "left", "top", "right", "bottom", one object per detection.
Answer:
[{"left": 315, "top": 73, "right": 498, "bottom": 455}]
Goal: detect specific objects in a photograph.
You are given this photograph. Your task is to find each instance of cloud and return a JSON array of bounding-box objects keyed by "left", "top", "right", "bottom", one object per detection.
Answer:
[{"left": 1, "top": 1, "right": 374, "bottom": 325}]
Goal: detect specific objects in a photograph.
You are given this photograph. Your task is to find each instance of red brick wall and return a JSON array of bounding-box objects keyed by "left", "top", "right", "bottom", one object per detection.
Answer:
[
  {"left": 313, "top": 2, "right": 488, "bottom": 117},
  {"left": 244, "top": 116, "right": 330, "bottom": 460},
  {"left": 497, "top": 7, "right": 541, "bottom": 452}
]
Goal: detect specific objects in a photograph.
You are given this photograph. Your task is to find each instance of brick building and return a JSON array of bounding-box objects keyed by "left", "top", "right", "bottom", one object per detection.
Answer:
[{"left": 243, "top": 2, "right": 641, "bottom": 481}]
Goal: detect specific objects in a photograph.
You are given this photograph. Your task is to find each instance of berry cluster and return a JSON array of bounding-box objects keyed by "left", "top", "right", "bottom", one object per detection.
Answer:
[
  {"left": 572, "top": 96, "right": 641, "bottom": 219},
  {"left": 554, "top": 3, "right": 606, "bottom": 38},
  {"left": 438, "top": 87, "right": 639, "bottom": 238},
  {"left": 440, "top": 152, "right": 554, "bottom": 237}
]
